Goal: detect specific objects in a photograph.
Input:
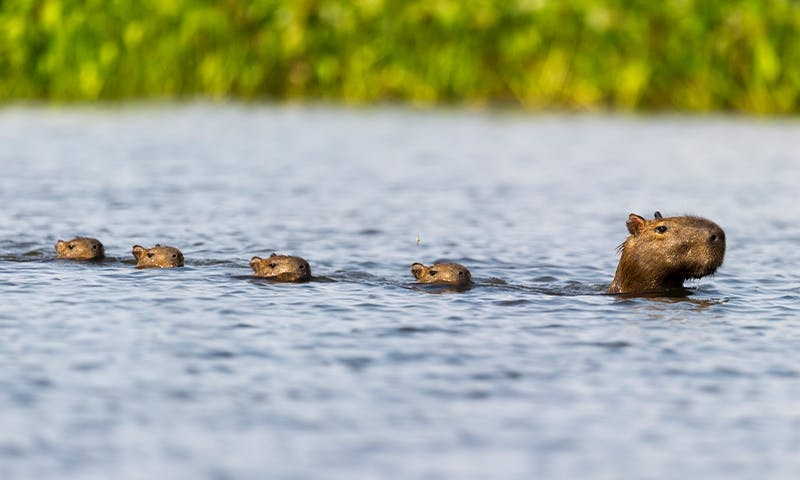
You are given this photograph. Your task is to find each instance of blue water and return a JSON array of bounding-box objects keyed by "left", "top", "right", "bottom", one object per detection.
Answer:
[{"left": 1, "top": 105, "right": 800, "bottom": 479}]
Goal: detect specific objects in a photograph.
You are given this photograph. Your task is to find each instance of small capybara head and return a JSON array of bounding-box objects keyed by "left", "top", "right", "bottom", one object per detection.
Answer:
[
  {"left": 608, "top": 211, "right": 726, "bottom": 294},
  {"left": 132, "top": 244, "right": 184, "bottom": 269},
  {"left": 250, "top": 253, "right": 311, "bottom": 282},
  {"left": 55, "top": 237, "right": 105, "bottom": 260},
  {"left": 411, "top": 262, "right": 473, "bottom": 287}
]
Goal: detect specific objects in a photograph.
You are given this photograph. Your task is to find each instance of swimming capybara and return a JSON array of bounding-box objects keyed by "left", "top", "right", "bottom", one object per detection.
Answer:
[
  {"left": 608, "top": 211, "right": 725, "bottom": 294},
  {"left": 411, "top": 262, "right": 473, "bottom": 287},
  {"left": 250, "top": 253, "right": 311, "bottom": 282},
  {"left": 55, "top": 237, "right": 105, "bottom": 260},
  {"left": 132, "top": 244, "right": 184, "bottom": 269}
]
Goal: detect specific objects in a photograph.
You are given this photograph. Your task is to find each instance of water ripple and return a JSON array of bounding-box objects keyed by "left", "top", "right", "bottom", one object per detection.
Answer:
[{"left": 1, "top": 107, "right": 798, "bottom": 480}]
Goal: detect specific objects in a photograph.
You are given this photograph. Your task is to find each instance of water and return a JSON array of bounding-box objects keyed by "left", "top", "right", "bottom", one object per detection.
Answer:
[{"left": 1, "top": 104, "right": 800, "bottom": 480}]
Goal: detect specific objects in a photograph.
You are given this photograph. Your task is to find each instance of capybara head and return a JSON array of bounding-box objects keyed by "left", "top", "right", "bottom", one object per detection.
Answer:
[
  {"left": 608, "top": 211, "right": 725, "bottom": 294},
  {"left": 250, "top": 253, "right": 311, "bottom": 282},
  {"left": 132, "top": 244, "right": 184, "bottom": 269},
  {"left": 411, "top": 262, "right": 473, "bottom": 287},
  {"left": 55, "top": 237, "right": 105, "bottom": 260}
]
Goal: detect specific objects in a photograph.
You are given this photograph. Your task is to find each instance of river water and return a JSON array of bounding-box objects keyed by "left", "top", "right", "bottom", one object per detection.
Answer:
[{"left": 1, "top": 105, "right": 799, "bottom": 480}]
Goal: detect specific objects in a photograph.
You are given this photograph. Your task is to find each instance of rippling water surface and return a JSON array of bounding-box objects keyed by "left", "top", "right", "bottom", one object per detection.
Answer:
[{"left": 1, "top": 105, "right": 800, "bottom": 480}]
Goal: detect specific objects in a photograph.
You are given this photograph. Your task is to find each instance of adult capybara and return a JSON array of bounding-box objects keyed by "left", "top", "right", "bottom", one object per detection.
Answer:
[
  {"left": 608, "top": 211, "right": 725, "bottom": 294},
  {"left": 132, "top": 244, "right": 184, "bottom": 269},
  {"left": 55, "top": 237, "right": 105, "bottom": 260},
  {"left": 250, "top": 253, "right": 311, "bottom": 282},
  {"left": 411, "top": 262, "right": 473, "bottom": 287}
]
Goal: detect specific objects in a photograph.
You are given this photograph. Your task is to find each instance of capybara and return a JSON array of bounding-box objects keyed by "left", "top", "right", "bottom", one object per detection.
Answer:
[
  {"left": 411, "top": 262, "right": 473, "bottom": 287},
  {"left": 55, "top": 237, "right": 104, "bottom": 260},
  {"left": 250, "top": 253, "right": 311, "bottom": 282},
  {"left": 608, "top": 211, "right": 725, "bottom": 294},
  {"left": 132, "top": 244, "right": 184, "bottom": 269}
]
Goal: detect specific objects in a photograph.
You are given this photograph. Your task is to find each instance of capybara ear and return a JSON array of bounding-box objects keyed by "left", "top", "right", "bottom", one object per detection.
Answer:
[
  {"left": 55, "top": 240, "right": 67, "bottom": 254},
  {"left": 132, "top": 245, "right": 146, "bottom": 261},
  {"left": 626, "top": 214, "right": 647, "bottom": 236},
  {"left": 411, "top": 263, "right": 427, "bottom": 280},
  {"left": 654, "top": 211, "right": 663, "bottom": 219},
  {"left": 249, "top": 256, "right": 263, "bottom": 271},
  {"left": 270, "top": 253, "right": 278, "bottom": 257}
]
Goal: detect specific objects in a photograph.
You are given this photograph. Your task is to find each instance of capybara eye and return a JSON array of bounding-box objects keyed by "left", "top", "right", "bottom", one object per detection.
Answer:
[
  {"left": 299, "top": 265, "right": 305, "bottom": 269},
  {"left": 68, "top": 244, "right": 75, "bottom": 249},
  {"left": 429, "top": 270, "right": 437, "bottom": 276},
  {"left": 655, "top": 226, "right": 668, "bottom": 234},
  {"left": 147, "top": 252, "right": 154, "bottom": 258},
  {"left": 171, "top": 254, "right": 177, "bottom": 258},
  {"left": 268, "top": 263, "right": 277, "bottom": 268}
]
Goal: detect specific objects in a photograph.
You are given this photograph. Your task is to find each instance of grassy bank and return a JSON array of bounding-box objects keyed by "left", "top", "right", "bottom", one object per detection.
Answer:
[{"left": 2, "top": 0, "right": 800, "bottom": 112}]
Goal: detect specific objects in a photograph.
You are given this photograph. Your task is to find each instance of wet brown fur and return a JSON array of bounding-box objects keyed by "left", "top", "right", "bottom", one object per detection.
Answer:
[
  {"left": 55, "top": 237, "right": 105, "bottom": 260},
  {"left": 411, "top": 262, "right": 473, "bottom": 287},
  {"left": 608, "top": 211, "right": 725, "bottom": 294},
  {"left": 250, "top": 253, "right": 311, "bottom": 282},
  {"left": 132, "top": 244, "right": 184, "bottom": 269}
]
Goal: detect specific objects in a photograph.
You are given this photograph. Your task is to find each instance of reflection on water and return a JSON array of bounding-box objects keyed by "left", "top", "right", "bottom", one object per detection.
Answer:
[{"left": 1, "top": 105, "right": 800, "bottom": 479}]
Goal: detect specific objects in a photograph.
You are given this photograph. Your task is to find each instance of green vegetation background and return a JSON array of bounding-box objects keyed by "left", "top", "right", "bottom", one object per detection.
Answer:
[{"left": 3, "top": 0, "right": 800, "bottom": 112}]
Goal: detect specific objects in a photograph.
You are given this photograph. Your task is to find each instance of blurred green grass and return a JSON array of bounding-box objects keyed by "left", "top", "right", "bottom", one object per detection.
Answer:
[{"left": 3, "top": 0, "right": 800, "bottom": 112}]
